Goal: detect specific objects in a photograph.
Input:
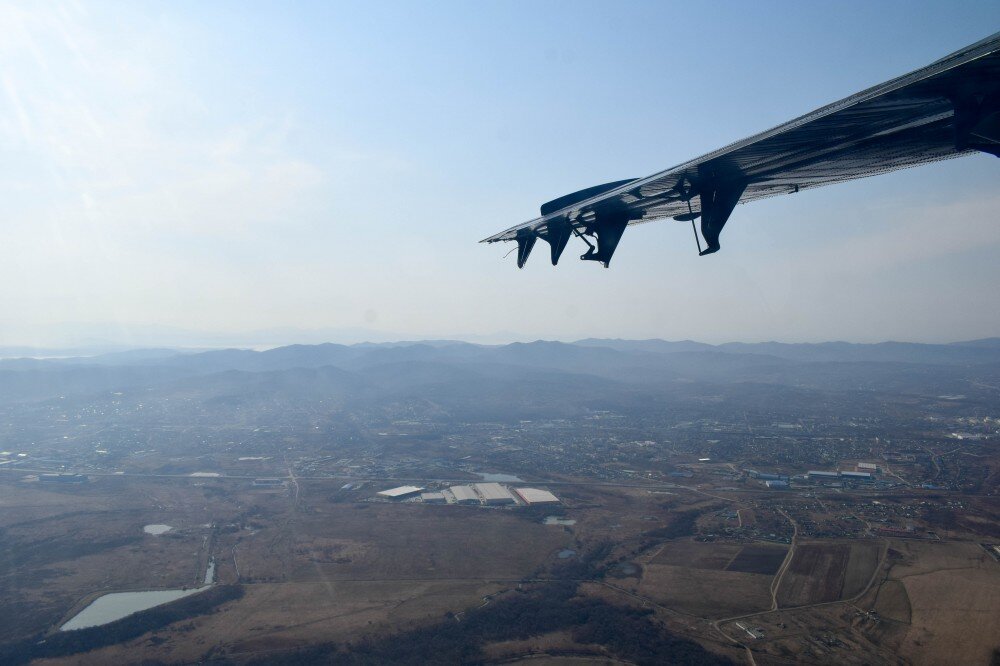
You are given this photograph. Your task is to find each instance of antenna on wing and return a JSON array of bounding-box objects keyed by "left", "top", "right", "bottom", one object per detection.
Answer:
[
  {"left": 671, "top": 176, "right": 704, "bottom": 255},
  {"left": 685, "top": 200, "right": 703, "bottom": 255}
]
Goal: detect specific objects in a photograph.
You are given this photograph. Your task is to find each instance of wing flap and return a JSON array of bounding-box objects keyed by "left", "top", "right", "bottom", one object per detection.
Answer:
[{"left": 481, "top": 32, "right": 1000, "bottom": 248}]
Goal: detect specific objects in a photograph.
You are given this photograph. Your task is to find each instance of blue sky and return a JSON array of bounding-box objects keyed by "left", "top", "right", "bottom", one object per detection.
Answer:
[{"left": 1, "top": 1, "right": 998, "bottom": 346}]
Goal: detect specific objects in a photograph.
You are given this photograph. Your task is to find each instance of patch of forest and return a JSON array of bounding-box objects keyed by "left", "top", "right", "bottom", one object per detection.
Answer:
[{"left": 244, "top": 581, "right": 733, "bottom": 666}]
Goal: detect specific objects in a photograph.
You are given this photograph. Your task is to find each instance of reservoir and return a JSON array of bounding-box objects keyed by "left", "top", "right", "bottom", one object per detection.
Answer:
[
  {"left": 60, "top": 557, "right": 216, "bottom": 631},
  {"left": 60, "top": 587, "right": 208, "bottom": 631}
]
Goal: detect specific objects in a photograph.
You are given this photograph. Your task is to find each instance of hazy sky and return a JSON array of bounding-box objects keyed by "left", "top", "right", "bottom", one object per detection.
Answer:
[{"left": 2, "top": 1, "right": 999, "bottom": 347}]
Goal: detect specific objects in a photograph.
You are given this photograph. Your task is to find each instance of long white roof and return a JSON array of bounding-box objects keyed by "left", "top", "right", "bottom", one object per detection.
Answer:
[
  {"left": 513, "top": 487, "right": 559, "bottom": 504},
  {"left": 377, "top": 485, "right": 424, "bottom": 497},
  {"left": 449, "top": 485, "right": 479, "bottom": 501},
  {"left": 473, "top": 482, "right": 514, "bottom": 501}
]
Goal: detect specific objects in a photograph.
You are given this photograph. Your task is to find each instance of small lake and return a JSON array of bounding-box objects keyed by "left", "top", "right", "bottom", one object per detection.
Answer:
[
  {"left": 476, "top": 472, "right": 523, "bottom": 482},
  {"left": 60, "top": 587, "right": 209, "bottom": 631},
  {"left": 557, "top": 549, "right": 576, "bottom": 559},
  {"left": 543, "top": 516, "right": 576, "bottom": 526},
  {"left": 61, "top": 557, "right": 216, "bottom": 632},
  {"left": 143, "top": 524, "right": 172, "bottom": 535}
]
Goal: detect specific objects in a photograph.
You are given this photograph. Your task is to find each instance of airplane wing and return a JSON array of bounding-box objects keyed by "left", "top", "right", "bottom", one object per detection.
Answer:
[{"left": 481, "top": 32, "right": 1000, "bottom": 268}]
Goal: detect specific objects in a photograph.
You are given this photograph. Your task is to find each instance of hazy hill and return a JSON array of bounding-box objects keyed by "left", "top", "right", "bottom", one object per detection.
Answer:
[{"left": 0, "top": 338, "right": 998, "bottom": 407}]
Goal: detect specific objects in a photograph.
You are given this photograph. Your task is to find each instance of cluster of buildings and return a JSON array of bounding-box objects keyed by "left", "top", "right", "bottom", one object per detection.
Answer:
[
  {"left": 807, "top": 469, "right": 873, "bottom": 482},
  {"left": 376, "top": 482, "right": 560, "bottom": 506},
  {"left": 746, "top": 461, "right": 880, "bottom": 489},
  {"left": 38, "top": 473, "right": 88, "bottom": 484}
]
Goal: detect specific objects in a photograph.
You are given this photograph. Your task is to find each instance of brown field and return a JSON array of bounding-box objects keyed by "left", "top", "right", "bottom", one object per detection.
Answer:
[
  {"left": 651, "top": 540, "right": 743, "bottom": 570},
  {"left": 726, "top": 543, "right": 788, "bottom": 575},
  {"left": 215, "top": 503, "right": 573, "bottom": 584},
  {"left": 650, "top": 540, "right": 788, "bottom": 577},
  {"left": 636, "top": 564, "right": 773, "bottom": 617},
  {"left": 890, "top": 540, "right": 1000, "bottom": 666},
  {"left": 872, "top": 579, "right": 911, "bottom": 624},
  {"left": 776, "top": 540, "right": 880, "bottom": 607}
]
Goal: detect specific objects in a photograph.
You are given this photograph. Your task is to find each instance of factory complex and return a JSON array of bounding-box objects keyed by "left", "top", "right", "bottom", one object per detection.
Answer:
[
  {"left": 745, "top": 461, "right": 881, "bottom": 489},
  {"left": 376, "top": 482, "right": 560, "bottom": 507}
]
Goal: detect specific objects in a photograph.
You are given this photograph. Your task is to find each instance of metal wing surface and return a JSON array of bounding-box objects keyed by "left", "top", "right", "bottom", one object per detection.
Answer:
[{"left": 481, "top": 32, "right": 1000, "bottom": 267}]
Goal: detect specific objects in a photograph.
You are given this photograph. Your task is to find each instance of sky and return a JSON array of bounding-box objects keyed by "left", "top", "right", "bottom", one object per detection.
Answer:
[{"left": 1, "top": 0, "right": 999, "bottom": 348}]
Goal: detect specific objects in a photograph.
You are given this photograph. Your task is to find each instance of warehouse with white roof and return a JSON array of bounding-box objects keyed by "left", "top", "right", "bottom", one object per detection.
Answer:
[
  {"left": 512, "top": 488, "right": 560, "bottom": 505},
  {"left": 449, "top": 485, "right": 480, "bottom": 504},
  {"left": 376, "top": 485, "right": 424, "bottom": 500},
  {"left": 473, "top": 482, "right": 516, "bottom": 505}
]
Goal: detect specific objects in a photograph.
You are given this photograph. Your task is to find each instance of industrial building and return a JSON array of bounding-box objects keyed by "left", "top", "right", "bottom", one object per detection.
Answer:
[
  {"left": 39, "top": 473, "right": 87, "bottom": 484},
  {"left": 376, "top": 485, "right": 424, "bottom": 500},
  {"left": 473, "top": 482, "right": 516, "bottom": 505},
  {"left": 764, "top": 480, "right": 789, "bottom": 489},
  {"left": 449, "top": 485, "right": 480, "bottom": 504},
  {"left": 735, "top": 623, "right": 765, "bottom": 640},
  {"left": 807, "top": 470, "right": 839, "bottom": 480},
  {"left": 857, "top": 462, "right": 878, "bottom": 472},
  {"left": 513, "top": 487, "right": 560, "bottom": 505},
  {"left": 420, "top": 492, "right": 447, "bottom": 503},
  {"left": 750, "top": 472, "right": 788, "bottom": 481},
  {"left": 840, "top": 471, "right": 872, "bottom": 481}
]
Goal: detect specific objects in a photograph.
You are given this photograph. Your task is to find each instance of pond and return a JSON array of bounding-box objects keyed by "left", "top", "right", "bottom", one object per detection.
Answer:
[
  {"left": 557, "top": 549, "right": 577, "bottom": 559},
  {"left": 60, "top": 556, "right": 216, "bottom": 631},
  {"left": 543, "top": 516, "right": 576, "bottom": 526},
  {"left": 60, "top": 586, "right": 209, "bottom": 631}
]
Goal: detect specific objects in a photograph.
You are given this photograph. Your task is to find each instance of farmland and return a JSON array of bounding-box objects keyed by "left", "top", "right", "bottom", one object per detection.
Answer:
[{"left": 776, "top": 540, "right": 881, "bottom": 607}]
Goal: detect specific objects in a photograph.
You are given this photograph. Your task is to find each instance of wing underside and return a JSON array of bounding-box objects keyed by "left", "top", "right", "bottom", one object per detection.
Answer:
[{"left": 481, "top": 32, "right": 1000, "bottom": 266}]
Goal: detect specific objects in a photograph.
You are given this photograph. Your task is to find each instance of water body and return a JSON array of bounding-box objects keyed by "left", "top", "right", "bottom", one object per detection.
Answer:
[
  {"left": 543, "top": 516, "right": 576, "bottom": 526},
  {"left": 557, "top": 549, "right": 576, "bottom": 559},
  {"left": 143, "top": 524, "right": 172, "bottom": 535},
  {"left": 476, "top": 472, "right": 523, "bottom": 482},
  {"left": 61, "top": 556, "right": 216, "bottom": 632},
  {"left": 61, "top": 587, "right": 209, "bottom": 631}
]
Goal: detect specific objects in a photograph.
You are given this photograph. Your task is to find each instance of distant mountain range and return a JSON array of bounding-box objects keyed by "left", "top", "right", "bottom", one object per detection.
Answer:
[
  {"left": 574, "top": 337, "right": 1000, "bottom": 364},
  {"left": 0, "top": 338, "right": 997, "bottom": 407},
  {"left": 0, "top": 338, "right": 1000, "bottom": 414}
]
